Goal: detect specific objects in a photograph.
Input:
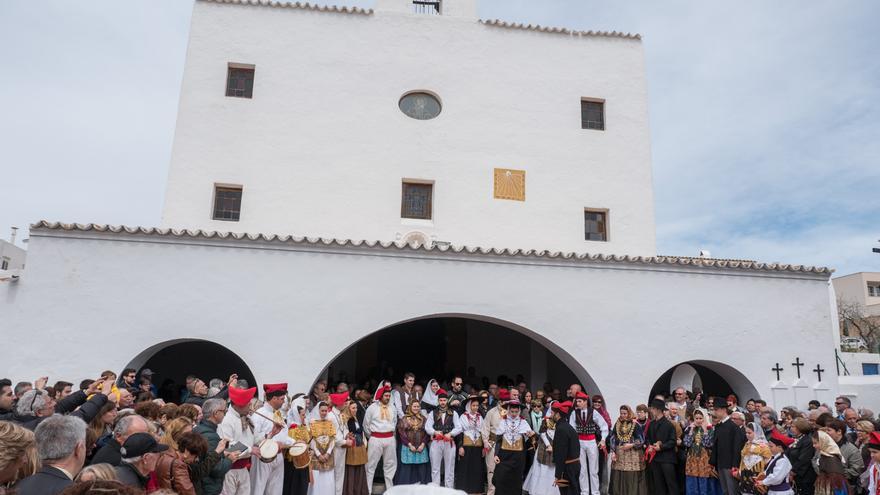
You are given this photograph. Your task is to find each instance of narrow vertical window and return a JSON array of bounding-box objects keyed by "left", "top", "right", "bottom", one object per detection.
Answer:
[
  {"left": 581, "top": 99, "right": 605, "bottom": 130},
  {"left": 226, "top": 64, "right": 255, "bottom": 98},
  {"left": 584, "top": 209, "right": 608, "bottom": 241},
  {"left": 213, "top": 186, "right": 243, "bottom": 221},
  {"left": 401, "top": 182, "right": 433, "bottom": 220}
]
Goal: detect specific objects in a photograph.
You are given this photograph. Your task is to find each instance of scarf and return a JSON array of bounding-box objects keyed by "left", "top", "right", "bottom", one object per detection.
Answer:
[{"left": 379, "top": 401, "right": 391, "bottom": 421}]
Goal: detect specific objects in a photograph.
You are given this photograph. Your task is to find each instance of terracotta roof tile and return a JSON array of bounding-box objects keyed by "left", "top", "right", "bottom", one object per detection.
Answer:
[
  {"left": 197, "top": 0, "right": 641, "bottom": 40},
  {"left": 479, "top": 19, "right": 641, "bottom": 40},
  {"left": 30, "top": 221, "right": 832, "bottom": 276}
]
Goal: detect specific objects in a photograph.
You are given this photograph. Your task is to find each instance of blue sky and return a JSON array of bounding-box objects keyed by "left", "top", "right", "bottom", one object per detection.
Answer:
[{"left": 1, "top": 0, "right": 878, "bottom": 275}]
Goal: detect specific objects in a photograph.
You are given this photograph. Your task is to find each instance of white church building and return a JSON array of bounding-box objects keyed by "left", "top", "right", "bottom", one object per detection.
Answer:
[{"left": 2, "top": 0, "right": 845, "bottom": 411}]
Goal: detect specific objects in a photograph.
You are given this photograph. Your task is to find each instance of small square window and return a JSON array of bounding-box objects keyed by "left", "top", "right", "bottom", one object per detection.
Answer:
[
  {"left": 863, "top": 363, "right": 879, "bottom": 376},
  {"left": 226, "top": 65, "right": 255, "bottom": 98},
  {"left": 213, "top": 186, "right": 243, "bottom": 221},
  {"left": 584, "top": 209, "right": 608, "bottom": 241},
  {"left": 581, "top": 99, "right": 605, "bottom": 130},
  {"left": 401, "top": 182, "right": 433, "bottom": 220},
  {"left": 868, "top": 283, "right": 880, "bottom": 297}
]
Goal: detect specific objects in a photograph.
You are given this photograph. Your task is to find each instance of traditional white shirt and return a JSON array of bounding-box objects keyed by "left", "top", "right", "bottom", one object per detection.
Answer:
[
  {"left": 761, "top": 453, "right": 793, "bottom": 494},
  {"left": 218, "top": 407, "right": 258, "bottom": 460},
  {"left": 425, "top": 409, "right": 462, "bottom": 437},
  {"left": 460, "top": 411, "right": 483, "bottom": 444},
  {"left": 494, "top": 416, "right": 533, "bottom": 446},
  {"left": 392, "top": 387, "right": 418, "bottom": 418},
  {"left": 569, "top": 407, "right": 610, "bottom": 440},
  {"left": 330, "top": 407, "right": 347, "bottom": 447},
  {"left": 867, "top": 462, "right": 878, "bottom": 495},
  {"left": 363, "top": 400, "right": 398, "bottom": 436},
  {"left": 252, "top": 403, "right": 294, "bottom": 448}
]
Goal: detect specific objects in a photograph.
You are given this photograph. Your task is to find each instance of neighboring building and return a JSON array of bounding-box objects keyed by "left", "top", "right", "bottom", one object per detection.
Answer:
[
  {"left": 833, "top": 272, "right": 880, "bottom": 387},
  {"left": 2, "top": 0, "right": 850, "bottom": 413},
  {"left": 0, "top": 237, "right": 26, "bottom": 274},
  {"left": 833, "top": 272, "right": 880, "bottom": 318}
]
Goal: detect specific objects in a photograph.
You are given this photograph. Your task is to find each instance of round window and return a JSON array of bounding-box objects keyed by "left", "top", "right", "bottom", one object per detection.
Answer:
[{"left": 399, "top": 92, "right": 442, "bottom": 120}]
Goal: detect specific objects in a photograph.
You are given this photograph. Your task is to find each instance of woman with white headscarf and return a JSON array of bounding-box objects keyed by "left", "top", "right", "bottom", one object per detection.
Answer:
[
  {"left": 421, "top": 379, "right": 440, "bottom": 415},
  {"left": 735, "top": 422, "right": 772, "bottom": 495},
  {"left": 523, "top": 400, "right": 561, "bottom": 495},
  {"left": 285, "top": 394, "right": 313, "bottom": 495}
]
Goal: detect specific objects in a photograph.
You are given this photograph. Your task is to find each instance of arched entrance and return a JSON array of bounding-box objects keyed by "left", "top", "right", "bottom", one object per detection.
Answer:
[
  {"left": 650, "top": 360, "right": 761, "bottom": 404},
  {"left": 317, "top": 315, "right": 599, "bottom": 397},
  {"left": 125, "top": 339, "right": 257, "bottom": 404}
]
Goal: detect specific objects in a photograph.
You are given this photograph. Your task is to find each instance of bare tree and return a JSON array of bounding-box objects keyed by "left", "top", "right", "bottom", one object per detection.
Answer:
[{"left": 837, "top": 297, "right": 880, "bottom": 351}]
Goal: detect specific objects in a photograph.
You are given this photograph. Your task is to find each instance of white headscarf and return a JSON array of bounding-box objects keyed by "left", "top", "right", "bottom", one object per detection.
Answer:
[
  {"left": 422, "top": 379, "right": 440, "bottom": 407},
  {"left": 287, "top": 394, "right": 307, "bottom": 426},
  {"left": 748, "top": 421, "right": 767, "bottom": 444}
]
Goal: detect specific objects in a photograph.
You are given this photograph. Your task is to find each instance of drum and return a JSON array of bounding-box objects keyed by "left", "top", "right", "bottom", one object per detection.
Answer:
[
  {"left": 258, "top": 439, "right": 279, "bottom": 463},
  {"left": 289, "top": 441, "right": 311, "bottom": 469}
]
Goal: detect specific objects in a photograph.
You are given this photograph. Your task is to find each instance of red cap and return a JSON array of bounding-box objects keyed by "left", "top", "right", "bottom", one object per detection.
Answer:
[
  {"left": 437, "top": 388, "right": 448, "bottom": 399},
  {"left": 263, "top": 383, "right": 288, "bottom": 395},
  {"left": 769, "top": 429, "right": 794, "bottom": 447},
  {"left": 575, "top": 391, "right": 589, "bottom": 400},
  {"left": 330, "top": 391, "right": 350, "bottom": 407},
  {"left": 229, "top": 386, "right": 257, "bottom": 407},
  {"left": 375, "top": 385, "right": 391, "bottom": 401},
  {"left": 865, "top": 431, "right": 880, "bottom": 450},
  {"left": 498, "top": 389, "right": 511, "bottom": 401},
  {"left": 552, "top": 401, "right": 572, "bottom": 414}
]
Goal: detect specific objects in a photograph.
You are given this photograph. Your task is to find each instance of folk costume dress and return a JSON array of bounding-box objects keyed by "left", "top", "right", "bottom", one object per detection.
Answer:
[
  {"left": 524, "top": 408, "right": 561, "bottom": 495},
  {"left": 683, "top": 424, "right": 718, "bottom": 495},
  {"left": 570, "top": 398, "right": 610, "bottom": 495},
  {"left": 455, "top": 406, "right": 487, "bottom": 494},
  {"left": 394, "top": 403, "right": 431, "bottom": 485},
  {"left": 759, "top": 452, "right": 794, "bottom": 495},
  {"left": 342, "top": 416, "right": 368, "bottom": 495},
  {"left": 286, "top": 414, "right": 313, "bottom": 495},
  {"left": 309, "top": 417, "right": 337, "bottom": 495},
  {"left": 738, "top": 424, "right": 772, "bottom": 495},
  {"left": 609, "top": 417, "right": 647, "bottom": 495},
  {"left": 492, "top": 411, "right": 534, "bottom": 494}
]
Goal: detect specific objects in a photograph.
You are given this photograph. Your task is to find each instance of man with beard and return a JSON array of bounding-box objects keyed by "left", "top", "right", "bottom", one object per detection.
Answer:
[
  {"left": 570, "top": 391, "right": 609, "bottom": 495},
  {"left": 363, "top": 384, "right": 398, "bottom": 494},
  {"left": 492, "top": 399, "right": 534, "bottom": 494},
  {"left": 552, "top": 401, "right": 581, "bottom": 495},
  {"left": 425, "top": 388, "right": 462, "bottom": 488},
  {"left": 447, "top": 376, "right": 469, "bottom": 414}
]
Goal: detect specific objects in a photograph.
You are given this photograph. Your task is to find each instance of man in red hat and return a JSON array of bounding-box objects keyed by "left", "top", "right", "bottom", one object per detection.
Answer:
[
  {"left": 251, "top": 383, "right": 290, "bottom": 495},
  {"left": 552, "top": 401, "right": 581, "bottom": 495},
  {"left": 363, "top": 384, "right": 397, "bottom": 494},
  {"left": 569, "top": 389, "right": 609, "bottom": 495},
  {"left": 425, "top": 388, "right": 461, "bottom": 488},
  {"left": 481, "top": 387, "right": 511, "bottom": 495},
  {"left": 217, "top": 385, "right": 262, "bottom": 495},
  {"left": 328, "top": 390, "right": 350, "bottom": 495}
]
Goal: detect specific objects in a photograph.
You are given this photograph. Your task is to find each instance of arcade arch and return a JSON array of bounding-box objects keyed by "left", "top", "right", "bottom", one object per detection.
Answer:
[{"left": 650, "top": 360, "right": 761, "bottom": 405}]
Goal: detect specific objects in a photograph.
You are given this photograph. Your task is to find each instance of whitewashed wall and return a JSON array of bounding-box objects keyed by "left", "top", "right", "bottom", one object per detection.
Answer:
[
  {"left": 162, "top": 0, "right": 656, "bottom": 256},
  {"left": 2, "top": 228, "right": 838, "bottom": 411}
]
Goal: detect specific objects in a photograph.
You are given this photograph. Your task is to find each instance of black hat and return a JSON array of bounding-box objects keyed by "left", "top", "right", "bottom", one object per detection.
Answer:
[
  {"left": 711, "top": 397, "right": 730, "bottom": 409},
  {"left": 506, "top": 399, "right": 522, "bottom": 409},
  {"left": 120, "top": 432, "right": 169, "bottom": 459},
  {"left": 649, "top": 398, "right": 667, "bottom": 411},
  {"left": 463, "top": 395, "right": 481, "bottom": 407}
]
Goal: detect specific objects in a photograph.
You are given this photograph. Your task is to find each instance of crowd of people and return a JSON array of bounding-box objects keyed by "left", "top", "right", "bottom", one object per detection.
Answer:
[{"left": 1, "top": 370, "right": 879, "bottom": 495}]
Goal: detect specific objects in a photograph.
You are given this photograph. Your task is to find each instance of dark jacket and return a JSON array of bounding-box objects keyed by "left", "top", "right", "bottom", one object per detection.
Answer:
[
  {"left": 90, "top": 437, "right": 123, "bottom": 466},
  {"left": 14, "top": 465, "right": 73, "bottom": 495},
  {"left": 645, "top": 416, "right": 678, "bottom": 464},
  {"left": 17, "top": 391, "right": 108, "bottom": 431},
  {"left": 710, "top": 418, "right": 746, "bottom": 469},
  {"left": 115, "top": 463, "right": 150, "bottom": 489},
  {"left": 786, "top": 434, "right": 817, "bottom": 495},
  {"left": 553, "top": 418, "right": 582, "bottom": 481},
  {"left": 185, "top": 387, "right": 229, "bottom": 407},
  {"left": 194, "top": 419, "right": 233, "bottom": 495}
]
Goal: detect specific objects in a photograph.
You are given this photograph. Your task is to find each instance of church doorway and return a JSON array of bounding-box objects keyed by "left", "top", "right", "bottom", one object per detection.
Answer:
[
  {"left": 124, "top": 339, "right": 257, "bottom": 404},
  {"left": 649, "top": 360, "right": 761, "bottom": 405},
  {"left": 317, "top": 315, "right": 598, "bottom": 398}
]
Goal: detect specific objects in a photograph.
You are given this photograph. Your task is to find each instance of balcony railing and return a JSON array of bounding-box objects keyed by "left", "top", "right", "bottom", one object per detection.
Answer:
[{"left": 413, "top": 1, "right": 440, "bottom": 15}]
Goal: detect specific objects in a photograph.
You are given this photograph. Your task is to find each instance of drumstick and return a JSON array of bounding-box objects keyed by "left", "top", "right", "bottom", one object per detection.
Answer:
[{"left": 252, "top": 409, "right": 287, "bottom": 429}]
